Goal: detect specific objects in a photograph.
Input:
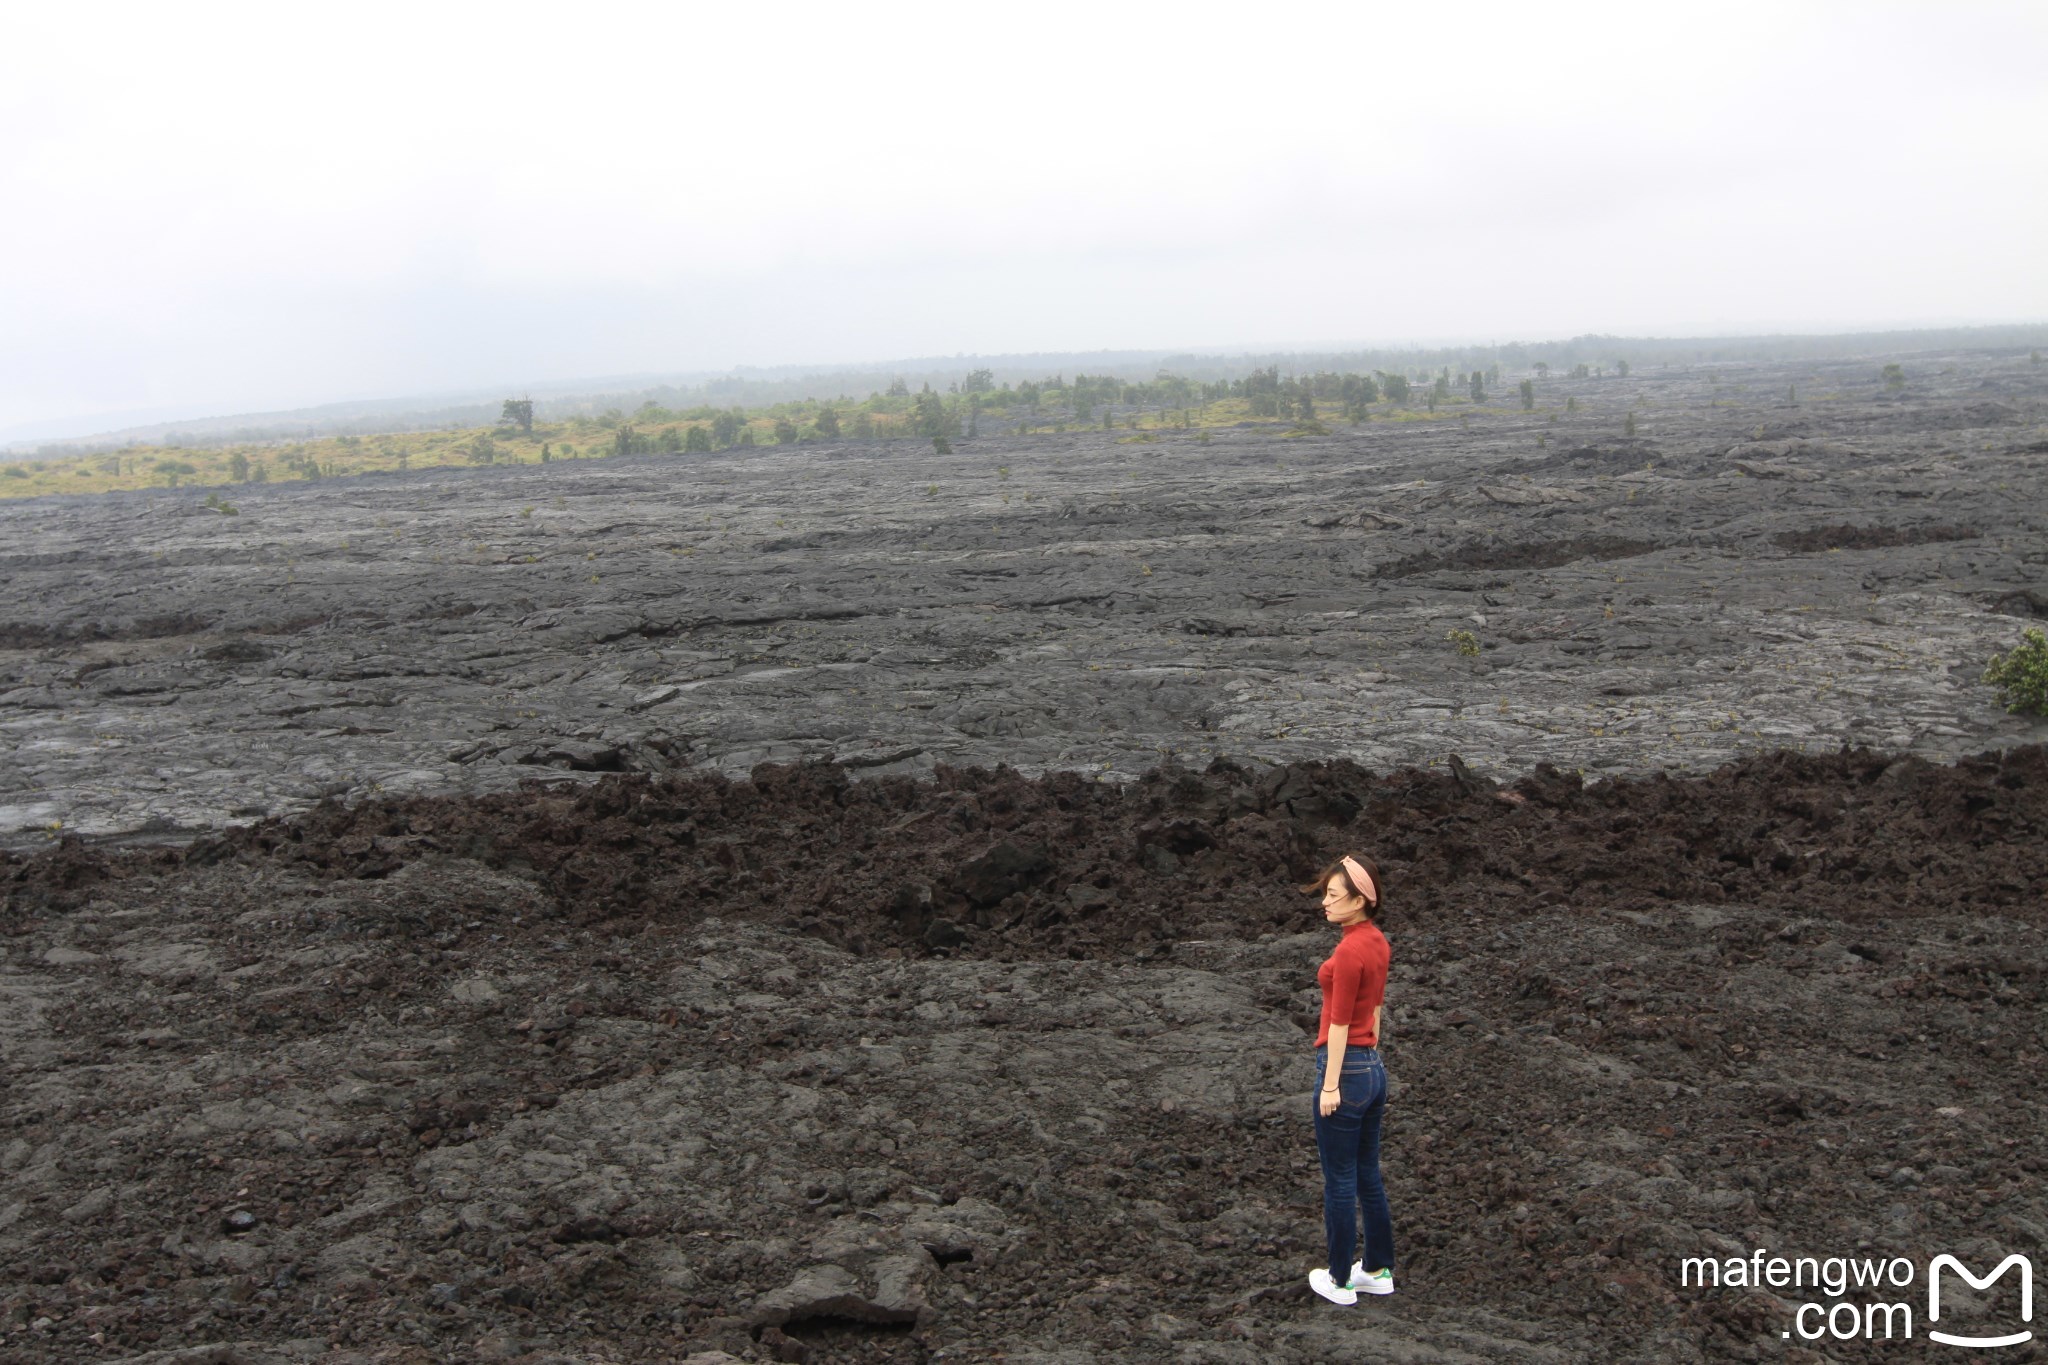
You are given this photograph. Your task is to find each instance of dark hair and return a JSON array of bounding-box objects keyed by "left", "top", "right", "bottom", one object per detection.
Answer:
[{"left": 1298, "top": 853, "right": 1384, "bottom": 920}]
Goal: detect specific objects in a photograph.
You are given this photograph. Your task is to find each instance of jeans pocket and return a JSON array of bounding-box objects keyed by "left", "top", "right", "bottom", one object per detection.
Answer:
[{"left": 1340, "top": 1066, "right": 1382, "bottom": 1113}]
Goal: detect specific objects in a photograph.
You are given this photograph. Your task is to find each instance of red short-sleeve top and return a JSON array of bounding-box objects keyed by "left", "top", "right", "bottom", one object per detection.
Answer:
[{"left": 1316, "top": 920, "right": 1389, "bottom": 1048}]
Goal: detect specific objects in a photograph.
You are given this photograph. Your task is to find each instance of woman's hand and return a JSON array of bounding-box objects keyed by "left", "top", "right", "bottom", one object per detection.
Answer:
[{"left": 1318, "top": 1086, "right": 1342, "bottom": 1117}]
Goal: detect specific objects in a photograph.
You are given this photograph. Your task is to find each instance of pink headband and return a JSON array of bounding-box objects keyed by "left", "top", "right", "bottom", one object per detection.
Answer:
[{"left": 1341, "top": 855, "right": 1378, "bottom": 909}]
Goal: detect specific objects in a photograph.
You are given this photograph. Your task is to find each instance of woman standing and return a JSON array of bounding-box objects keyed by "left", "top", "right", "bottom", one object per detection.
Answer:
[{"left": 1303, "top": 853, "right": 1395, "bottom": 1306}]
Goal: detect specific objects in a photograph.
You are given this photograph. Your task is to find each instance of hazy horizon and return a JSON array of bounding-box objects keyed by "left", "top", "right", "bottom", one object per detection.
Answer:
[
  {"left": 4, "top": 2, "right": 2043, "bottom": 441},
  {"left": 13, "top": 320, "right": 2048, "bottom": 450}
]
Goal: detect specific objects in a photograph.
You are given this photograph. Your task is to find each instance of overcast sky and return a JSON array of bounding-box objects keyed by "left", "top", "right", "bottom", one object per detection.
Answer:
[{"left": 2, "top": 1, "right": 2043, "bottom": 440}]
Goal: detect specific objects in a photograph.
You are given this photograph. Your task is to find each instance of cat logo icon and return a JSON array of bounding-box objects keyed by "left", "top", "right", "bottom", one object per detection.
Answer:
[{"left": 1929, "top": 1253, "right": 2032, "bottom": 1349}]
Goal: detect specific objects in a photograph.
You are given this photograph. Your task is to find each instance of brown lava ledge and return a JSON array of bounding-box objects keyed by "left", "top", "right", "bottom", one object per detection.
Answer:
[{"left": 9, "top": 743, "right": 2042, "bottom": 948}]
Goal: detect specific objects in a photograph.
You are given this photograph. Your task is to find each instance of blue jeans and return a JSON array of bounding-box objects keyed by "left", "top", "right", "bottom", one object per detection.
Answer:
[{"left": 1312, "top": 1044, "right": 1393, "bottom": 1283}]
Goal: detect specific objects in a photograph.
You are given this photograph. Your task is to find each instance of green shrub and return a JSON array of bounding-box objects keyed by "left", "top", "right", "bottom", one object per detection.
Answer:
[
  {"left": 1983, "top": 628, "right": 2048, "bottom": 715},
  {"left": 1445, "top": 629, "right": 1480, "bottom": 658}
]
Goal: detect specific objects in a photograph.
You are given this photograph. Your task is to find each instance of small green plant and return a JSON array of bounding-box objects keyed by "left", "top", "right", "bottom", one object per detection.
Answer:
[
  {"left": 1881, "top": 363, "right": 1906, "bottom": 392},
  {"left": 1445, "top": 628, "right": 1480, "bottom": 658},
  {"left": 1623, "top": 411, "right": 1637, "bottom": 438},
  {"left": 203, "top": 492, "right": 239, "bottom": 515},
  {"left": 1566, "top": 396, "right": 1578, "bottom": 414},
  {"left": 1983, "top": 628, "right": 2048, "bottom": 715}
]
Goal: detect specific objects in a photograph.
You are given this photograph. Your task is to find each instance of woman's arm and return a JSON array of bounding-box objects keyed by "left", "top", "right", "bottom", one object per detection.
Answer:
[
  {"left": 1318, "top": 1023, "right": 1351, "bottom": 1096},
  {"left": 1374, "top": 1005, "right": 1382, "bottom": 1042}
]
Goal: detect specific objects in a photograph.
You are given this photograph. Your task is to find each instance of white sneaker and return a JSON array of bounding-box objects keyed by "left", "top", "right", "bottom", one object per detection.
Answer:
[
  {"left": 1309, "top": 1267, "right": 1357, "bottom": 1305},
  {"left": 1351, "top": 1264, "right": 1395, "bottom": 1295}
]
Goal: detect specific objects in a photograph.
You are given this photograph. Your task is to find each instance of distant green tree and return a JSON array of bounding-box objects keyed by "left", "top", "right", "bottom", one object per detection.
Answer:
[
  {"left": 1571, "top": 363, "right": 1591, "bottom": 379},
  {"left": 1881, "top": 363, "right": 1906, "bottom": 392},
  {"left": 886, "top": 376, "right": 910, "bottom": 397},
  {"left": 711, "top": 410, "right": 745, "bottom": 445},
  {"left": 1469, "top": 372, "right": 1485, "bottom": 403},
  {"left": 657, "top": 426, "right": 684, "bottom": 453},
  {"left": 736, "top": 428, "right": 755, "bottom": 446},
  {"left": 499, "top": 399, "right": 535, "bottom": 434},
  {"left": 851, "top": 411, "right": 877, "bottom": 439},
  {"left": 1534, "top": 362, "right": 1550, "bottom": 379},
  {"left": 912, "top": 390, "right": 952, "bottom": 440},
  {"left": 155, "top": 458, "right": 199, "bottom": 487},
  {"left": 774, "top": 418, "right": 799, "bottom": 445},
  {"left": 814, "top": 407, "right": 841, "bottom": 438},
  {"left": 469, "top": 433, "right": 499, "bottom": 465},
  {"left": 1623, "top": 411, "right": 1637, "bottom": 438},
  {"left": 539, "top": 443, "right": 553, "bottom": 463},
  {"left": 229, "top": 452, "right": 250, "bottom": 481},
  {"left": 1567, "top": 396, "right": 1579, "bottom": 413},
  {"left": 932, "top": 435, "right": 952, "bottom": 454},
  {"left": 1615, "top": 360, "right": 1631, "bottom": 378},
  {"left": 611, "top": 426, "right": 634, "bottom": 458},
  {"left": 1519, "top": 379, "right": 1534, "bottom": 411},
  {"left": 963, "top": 368, "right": 995, "bottom": 393},
  {"left": 1244, "top": 366, "right": 1283, "bottom": 417},
  {"left": 684, "top": 425, "right": 712, "bottom": 453}
]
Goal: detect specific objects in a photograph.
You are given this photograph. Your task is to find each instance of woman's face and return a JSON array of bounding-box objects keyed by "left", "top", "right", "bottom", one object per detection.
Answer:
[{"left": 1322, "top": 874, "right": 1368, "bottom": 926}]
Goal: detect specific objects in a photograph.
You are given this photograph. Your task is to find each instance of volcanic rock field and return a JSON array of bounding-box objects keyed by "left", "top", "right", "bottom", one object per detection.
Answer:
[{"left": 2, "top": 349, "right": 2046, "bottom": 1362}]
